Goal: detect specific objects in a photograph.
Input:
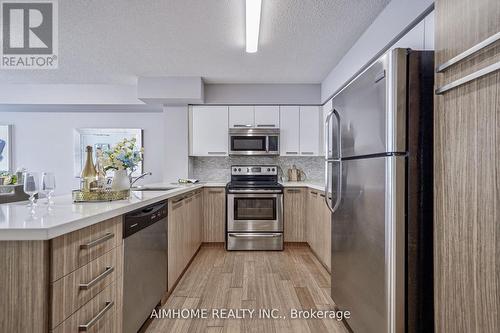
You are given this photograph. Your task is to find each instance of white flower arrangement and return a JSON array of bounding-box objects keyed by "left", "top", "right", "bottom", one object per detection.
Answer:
[{"left": 102, "top": 138, "right": 144, "bottom": 172}]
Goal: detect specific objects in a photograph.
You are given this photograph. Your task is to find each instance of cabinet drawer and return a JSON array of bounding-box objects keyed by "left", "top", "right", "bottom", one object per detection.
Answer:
[
  {"left": 51, "top": 246, "right": 122, "bottom": 328},
  {"left": 51, "top": 217, "right": 122, "bottom": 281},
  {"left": 51, "top": 280, "right": 120, "bottom": 333}
]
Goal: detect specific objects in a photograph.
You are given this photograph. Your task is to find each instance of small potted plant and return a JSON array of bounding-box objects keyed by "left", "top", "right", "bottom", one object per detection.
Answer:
[{"left": 102, "top": 138, "right": 143, "bottom": 191}]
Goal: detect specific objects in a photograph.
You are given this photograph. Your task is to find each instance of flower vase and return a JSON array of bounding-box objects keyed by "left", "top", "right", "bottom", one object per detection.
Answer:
[{"left": 111, "top": 170, "right": 130, "bottom": 191}]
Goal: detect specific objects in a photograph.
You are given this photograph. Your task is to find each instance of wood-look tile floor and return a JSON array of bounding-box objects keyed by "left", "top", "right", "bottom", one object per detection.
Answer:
[{"left": 146, "top": 244, "right": 348, "bottom": 333}]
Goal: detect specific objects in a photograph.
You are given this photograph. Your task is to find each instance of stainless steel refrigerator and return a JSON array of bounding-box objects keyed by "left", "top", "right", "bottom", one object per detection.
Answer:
[{"left": 324, "top": 48, "right": 434, "bottom": 333}]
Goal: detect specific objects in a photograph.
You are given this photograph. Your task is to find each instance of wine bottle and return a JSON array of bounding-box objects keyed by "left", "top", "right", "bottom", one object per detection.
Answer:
[{"left": 81, "top": 146, "right": 98, "bottom": 191}]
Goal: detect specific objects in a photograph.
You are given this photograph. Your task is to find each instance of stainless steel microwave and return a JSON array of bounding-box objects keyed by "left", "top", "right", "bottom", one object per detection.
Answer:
[{"left": 228, "top": 128, "right": 280, "bottom": 156}]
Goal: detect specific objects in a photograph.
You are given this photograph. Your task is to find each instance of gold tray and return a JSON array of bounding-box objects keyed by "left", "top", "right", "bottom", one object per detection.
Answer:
[{"left": 72, "top": 189, "right": 130, "bottom": 202}]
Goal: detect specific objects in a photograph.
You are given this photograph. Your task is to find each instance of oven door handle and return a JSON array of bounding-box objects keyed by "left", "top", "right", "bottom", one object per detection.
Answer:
[
  {"left": 229, "top": 233, "right": 282, "bottom": 238},
  {"left": 227, "top": 189, "right": 283, "bottom": 194}
]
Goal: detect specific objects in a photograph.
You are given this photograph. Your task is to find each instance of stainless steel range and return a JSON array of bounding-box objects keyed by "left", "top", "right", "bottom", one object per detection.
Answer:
[{"left": 226, "top": 165, "right": 283, "bottom": 251}]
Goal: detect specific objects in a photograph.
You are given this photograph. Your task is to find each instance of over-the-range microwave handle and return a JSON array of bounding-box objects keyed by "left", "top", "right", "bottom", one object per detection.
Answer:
[{"left": 324, "top": 108, "right": 342, "bottom": 214}]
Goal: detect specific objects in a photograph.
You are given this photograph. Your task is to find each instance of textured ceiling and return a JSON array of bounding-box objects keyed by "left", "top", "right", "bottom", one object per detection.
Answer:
[{"left": 0, "top": 0, "right": 390, "bottom": 84}]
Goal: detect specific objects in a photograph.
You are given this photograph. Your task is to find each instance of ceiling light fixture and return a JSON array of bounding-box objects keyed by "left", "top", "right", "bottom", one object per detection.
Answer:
[{"left": 245, "top": 0, "right": 262, "bottom": 53}]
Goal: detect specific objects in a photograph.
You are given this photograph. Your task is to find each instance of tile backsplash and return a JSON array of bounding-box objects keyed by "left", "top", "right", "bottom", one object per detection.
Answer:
[{"left": 189, "top": 156, "right": 324, "bottom": 182}]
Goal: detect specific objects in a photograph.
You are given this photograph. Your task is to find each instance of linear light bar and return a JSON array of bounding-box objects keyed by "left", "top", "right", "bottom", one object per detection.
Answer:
[{"left": 246, "top": 0, "right": 262, "bottom": 53}]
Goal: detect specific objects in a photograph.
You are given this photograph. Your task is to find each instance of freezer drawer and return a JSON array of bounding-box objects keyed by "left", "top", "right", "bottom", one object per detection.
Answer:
[{"left": 227, "top": 233, "right": 283, "bottom": 251}]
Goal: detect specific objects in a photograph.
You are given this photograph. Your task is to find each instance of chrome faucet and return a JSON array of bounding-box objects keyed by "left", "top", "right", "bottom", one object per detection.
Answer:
[{"left": 130, "top": 172, "right": 152, "bottom": 187}]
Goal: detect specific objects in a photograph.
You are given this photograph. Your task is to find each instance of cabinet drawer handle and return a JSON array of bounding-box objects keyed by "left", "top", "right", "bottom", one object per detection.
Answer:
[
  {"left": 286, "top": 189, "right": 301, "bottom": 193},
  {"left": 78, "top": 301, "right": 114, "bottom": 331},
  {"left": 285, "top": 151, "right": 298, "bottom": 155},
  {"left": 310, "top": 191, "right": 318, "bottom": 195},
  {"left": 79, "top": 266, "right": 114, "bottom": 290},
  {"left": 208, "top": 190, "right": 223, "bottom": 193},
  {"left": 257, "top": 124, "right": 276, "bottom": 127},
  {"left": 80, "top": 233, "right": 114, "bottom": 249},
  {"left": 234, "top": 124, "right": 253, "bottom": 127},
  {"left": 435, "top": 61, "right": 500, "bottom": 95},
  {"left": 301, "top": 152, "right": 314, "bottom": 155},
  {"left": 207, "top": 152, "right": 226, "bottom": 155},
  {"left": 436, "top": 32, "right": 500, "bottom": 72}
]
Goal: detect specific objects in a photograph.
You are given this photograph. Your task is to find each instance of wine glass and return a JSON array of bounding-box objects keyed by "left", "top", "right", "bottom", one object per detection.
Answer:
[
  {"left": 23, "top": 172, "right": 39, "bottom": 211},
  {"left": 41, "top": 172, "right": 56, "bottom": 205}
]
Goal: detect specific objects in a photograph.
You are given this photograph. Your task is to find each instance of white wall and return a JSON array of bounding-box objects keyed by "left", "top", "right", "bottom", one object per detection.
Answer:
[
  {"left": 321, "top": 0, "right": 435, "bottom": 102},
  {"left": 204, "top": 84, "right": 321, "bottom": 105},
  {"left": 0, "top": 84, "right": 144, "bottom": 105},
  {"left": 163, "top": 105, "right": 189, "bottom": 183},
  {"left": 0, "top": 110, "right": 167, "bottom": 194}
]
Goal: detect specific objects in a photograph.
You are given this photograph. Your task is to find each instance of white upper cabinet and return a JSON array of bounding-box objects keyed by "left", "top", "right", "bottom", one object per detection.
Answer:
[
  {"left": 321, "top": 99, "right": 333, "bottom": 157},
  {"left": 190, "top": 106, "right": 228, "bottom": 156},
  {"left": 229, "top": 106, "right": 254, "bottom": 128},
  {"left": 299, "top": 106, "right": 320, "bottom": 156},
  {"left": 280, "top": 106, "right": 300, "bottom": 156},
  {"left": 254, "top": 106, "right": 280, "bottom": 128}
]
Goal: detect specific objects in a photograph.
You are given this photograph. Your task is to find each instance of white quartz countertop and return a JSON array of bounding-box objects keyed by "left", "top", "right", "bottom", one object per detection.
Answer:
[
  {"left": 0, "top": 181, "right": 325, "bottom": 241},
  {"left": 0, "top": 182, "right": 224, "bottom": 241},
  {"left": 281, "top": 181, "right": 325, "bottom": 192}
]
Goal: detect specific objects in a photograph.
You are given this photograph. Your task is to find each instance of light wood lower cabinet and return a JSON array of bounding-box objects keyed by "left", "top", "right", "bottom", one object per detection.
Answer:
[
  {"left": 52, "top": 280, "right": 122, "bottom": 333},
  {"left": 306, "top": 189, "right": 331, "bottom": 272},
  {"left": 51, "top": 216, "right": 122, "bottom": 282},
  {"left": 51, "top": 246, "right": 122, "bottom": 328},
  {"left": 50, "top": 217, "right": 123, "bottom": 331},
  {"left": 0, "top": 241, "right": 50, "bottom": 333},
  {"left": 202, "top": 187, "right": 225, "bottom": 242},
  {"left": 168, "top": 190, "right": 203, "bottom": 291},
  {"left": 0, "top": 217, "right": 123, "bottom": 333},
  {"left": 284, "top": 188, "right": 306, "bottom": 242}
]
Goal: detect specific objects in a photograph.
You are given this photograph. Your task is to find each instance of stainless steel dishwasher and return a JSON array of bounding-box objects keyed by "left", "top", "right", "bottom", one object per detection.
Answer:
[{"left": 123, "top": 200, "right": 168, "bottom": 333}]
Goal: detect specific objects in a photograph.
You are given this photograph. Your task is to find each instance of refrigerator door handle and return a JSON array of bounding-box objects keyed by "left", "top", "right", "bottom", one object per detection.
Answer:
[
  {"left": 325, "top": 160, "right": 334, "bottom": 212},
  {"left": 325, "top": 108, "right": 342, "bottom": 213},
  {"left": 325, "top": 109, "right": 334, "bottom": 160},
  {"left": 325, "top": 159, "right": 342, "bottom": 214}
]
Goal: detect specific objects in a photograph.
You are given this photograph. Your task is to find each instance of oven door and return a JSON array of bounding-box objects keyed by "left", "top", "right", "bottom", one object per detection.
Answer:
[{"left": 227, "top": 193, "right": 283, "bottom": 232}]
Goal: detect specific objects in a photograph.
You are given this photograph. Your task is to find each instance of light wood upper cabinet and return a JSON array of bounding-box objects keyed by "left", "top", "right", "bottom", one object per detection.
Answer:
[
  {"left": 280, "top": 106, "right": 300, "bottom": 156},
  {"left": 190, "top": 106, "right": 228, "bottom": 156},
  {"left": 254, "top": 106, "right": 280, "bottom": 128},
  {"left": 284, "top": 188, "right": 306, "bottom": 242},
  {"left": 229, "top": 106, "right": 254, "bottom": 128},
  {"left": 202, "top": 187, "right": 226, "bottom": 242},
  {"left": 299, "top": 106, "right": 320, "bottom": 156}
]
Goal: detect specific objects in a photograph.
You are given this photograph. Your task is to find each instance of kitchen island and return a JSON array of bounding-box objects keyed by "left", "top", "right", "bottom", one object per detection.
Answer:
[{"left": 0, "top": 180, "right": 325, "bottom": 332}]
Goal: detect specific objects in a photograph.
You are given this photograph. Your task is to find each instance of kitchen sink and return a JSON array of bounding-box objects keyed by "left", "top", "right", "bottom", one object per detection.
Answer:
[{"left": 130, "top": 186, "right": 176, "bottom": 191}]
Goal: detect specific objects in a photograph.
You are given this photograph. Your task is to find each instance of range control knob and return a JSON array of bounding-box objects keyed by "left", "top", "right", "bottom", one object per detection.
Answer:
[
  {"left": 233, "top": 168, "right": 237, "bottom": 172},
  {"left": 272, "top": 168, "right": 275, "bottom": 171},
  {"left": 238, "top": 168, "right": 241, "bottom": 171},
  {"left": 267, "top": 168, "right": 271, "bottom": 172}
]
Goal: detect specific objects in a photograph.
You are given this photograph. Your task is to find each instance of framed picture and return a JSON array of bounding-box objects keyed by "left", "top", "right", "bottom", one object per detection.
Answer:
[
  {"left": 74, "top": 128, "right": 143, "bottom": 177},
  {"left": 0, "top": 125, "right": 12, "bottom": 173}
]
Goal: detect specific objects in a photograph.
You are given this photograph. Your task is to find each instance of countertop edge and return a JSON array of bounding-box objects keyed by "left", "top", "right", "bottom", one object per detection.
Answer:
[{"left": 0, "top": 181, "right": 325, "bottom": 240}]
